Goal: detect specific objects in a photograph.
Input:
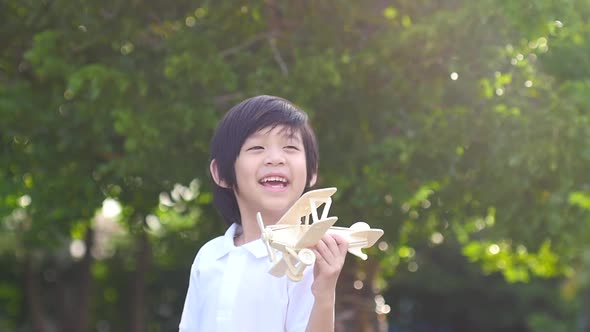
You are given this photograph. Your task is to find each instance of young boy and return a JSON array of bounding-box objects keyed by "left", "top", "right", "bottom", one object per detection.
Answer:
[{"left": 179, "top": 95, "right": 348, "bottom": 332}]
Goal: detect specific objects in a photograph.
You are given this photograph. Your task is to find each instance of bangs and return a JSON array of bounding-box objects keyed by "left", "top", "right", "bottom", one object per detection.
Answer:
[{"left": 258, "top": 124, "right": 302, "bottom": 140}]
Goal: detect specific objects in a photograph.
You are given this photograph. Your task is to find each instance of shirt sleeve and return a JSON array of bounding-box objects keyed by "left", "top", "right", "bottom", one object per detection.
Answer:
[
  {"left": 179, "top": 252, "right": 201, "bottom": 332},
  {"left": 285, "top": 266, "right": 316, "bottom": 332}
]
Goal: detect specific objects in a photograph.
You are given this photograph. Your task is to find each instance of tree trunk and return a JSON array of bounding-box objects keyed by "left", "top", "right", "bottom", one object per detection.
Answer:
[
  {"left": 56, "top": 276, "right": 74, "bottom": 332},
  {"left": 24, "top": 254, "right": 47, "bottom": 332},
  {"left": 73, "top": 228, "right": 94, "bottom": 332},
  {"left": 580, "top": 286, "right": 590, "bottom": 332},
  {"left": 130, "top": 231, "right": 152, "bottom": 332},
  {"left": 336, "top": 259, "right": 385, "bottom": 332}
]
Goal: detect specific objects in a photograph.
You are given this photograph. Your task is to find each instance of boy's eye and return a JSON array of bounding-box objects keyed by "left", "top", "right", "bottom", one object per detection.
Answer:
[{"left": 247, "top": 146, "right": 264, "bottom": 151}]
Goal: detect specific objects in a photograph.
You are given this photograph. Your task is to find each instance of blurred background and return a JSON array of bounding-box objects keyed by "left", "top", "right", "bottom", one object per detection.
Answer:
[{"left": 1, "top": 0, "right": 590, "bottom": 331}]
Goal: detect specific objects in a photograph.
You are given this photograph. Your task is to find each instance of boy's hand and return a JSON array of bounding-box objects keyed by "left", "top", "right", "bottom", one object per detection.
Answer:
[{"left": 310, "top": 233, "right": 348, "bottom": 299}]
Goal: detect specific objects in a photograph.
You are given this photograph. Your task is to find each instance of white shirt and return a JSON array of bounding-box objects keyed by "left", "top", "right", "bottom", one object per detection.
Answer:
[{"left": 179, "top": 224, "right": 315, "bottom": 332}]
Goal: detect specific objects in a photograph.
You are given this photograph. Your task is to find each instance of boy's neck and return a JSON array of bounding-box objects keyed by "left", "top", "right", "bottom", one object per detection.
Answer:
[{"left": 235, "top": 211, "right": 282, "bottom": 246}]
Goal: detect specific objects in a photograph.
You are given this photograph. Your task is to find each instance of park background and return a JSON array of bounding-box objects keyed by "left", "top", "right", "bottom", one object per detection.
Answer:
[{"left": 1, "top": 0, "right": 590, "bottom": 331}]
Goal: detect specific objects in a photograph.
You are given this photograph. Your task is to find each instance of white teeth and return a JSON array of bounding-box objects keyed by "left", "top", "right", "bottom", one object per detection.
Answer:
[{"left": 261, "top": 176, "right": 287, "bottom": 183}]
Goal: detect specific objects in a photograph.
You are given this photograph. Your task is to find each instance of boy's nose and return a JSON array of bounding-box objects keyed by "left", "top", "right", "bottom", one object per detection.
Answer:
[{"left": 264, "top": 148, "right": 286, "bottom": 165}]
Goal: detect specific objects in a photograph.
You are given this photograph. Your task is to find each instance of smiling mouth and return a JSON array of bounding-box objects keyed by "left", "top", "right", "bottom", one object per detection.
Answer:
[{"left": 259, "top": 176, "right": 289, "bottom": 189}]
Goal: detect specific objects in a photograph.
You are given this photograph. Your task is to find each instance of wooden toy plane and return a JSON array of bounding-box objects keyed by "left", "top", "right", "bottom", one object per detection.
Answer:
[{"left": 257, "top": 187, "right": 384, "bottom": 281}]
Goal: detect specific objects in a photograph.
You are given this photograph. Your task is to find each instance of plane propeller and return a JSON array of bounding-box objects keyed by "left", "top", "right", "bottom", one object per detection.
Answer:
[{"left": 257, "top": 212, "right": 276, "bottom": 262}]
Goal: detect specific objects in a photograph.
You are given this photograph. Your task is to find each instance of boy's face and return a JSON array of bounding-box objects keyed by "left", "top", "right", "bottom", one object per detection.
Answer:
[{"left": 233, "top": 125, "right": 315, "bottom": 223}]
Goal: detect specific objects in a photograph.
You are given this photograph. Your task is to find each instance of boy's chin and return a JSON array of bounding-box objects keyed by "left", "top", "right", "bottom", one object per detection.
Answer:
[{"left": 257, "top": 199, "right": 297, "bottom": 218}]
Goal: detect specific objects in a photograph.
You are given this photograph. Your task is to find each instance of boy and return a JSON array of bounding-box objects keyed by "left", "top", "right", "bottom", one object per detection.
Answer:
[{"left": 179, "top": 95, "right": 348, "bottom": 332}]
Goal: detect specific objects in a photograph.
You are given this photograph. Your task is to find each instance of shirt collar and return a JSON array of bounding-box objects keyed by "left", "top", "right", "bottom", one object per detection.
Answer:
[{"left": 212, "top": 223, "right": 269, "bottom": 260}]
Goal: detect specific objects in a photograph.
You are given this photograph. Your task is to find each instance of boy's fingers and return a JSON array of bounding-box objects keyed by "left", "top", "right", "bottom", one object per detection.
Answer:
[
  {"left": 321, "top": 235, "right": 342, "bottom": 261},
  {"left": 315, "top": 238, "right": 335, "bottom": 262},
  {"left": 327, "top": 233, "right": 349, "bottom": 257},
  {"left": 322, "top": 234, "right": 338, "bottom": 250},
  {"left": 312, "top": 249, "right": 324, "bottom": 264},
  {"left": 331, "top": 233, "right": 348, "bottom": 247}
]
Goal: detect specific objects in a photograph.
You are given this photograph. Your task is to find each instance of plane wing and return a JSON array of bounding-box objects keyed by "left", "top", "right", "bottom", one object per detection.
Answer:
[
  {"left": 276, "top": 188, "right": 337, "bottom": 225},
  {"left": 294, "top": 216, "right": 338, "bottom": 248}
]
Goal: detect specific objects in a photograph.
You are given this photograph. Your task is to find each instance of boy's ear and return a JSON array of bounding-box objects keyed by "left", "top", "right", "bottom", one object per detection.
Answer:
[
  {"left": 210, "top": 159, "right": 230, "bottom": 188},
  {"left": 309, "top": 172, "right": 317, "bottom": 187}
]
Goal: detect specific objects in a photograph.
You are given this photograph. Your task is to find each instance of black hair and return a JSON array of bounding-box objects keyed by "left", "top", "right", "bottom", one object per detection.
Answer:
[{"left": 209, "top": 95, "right": 319, "bottom": 226}]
